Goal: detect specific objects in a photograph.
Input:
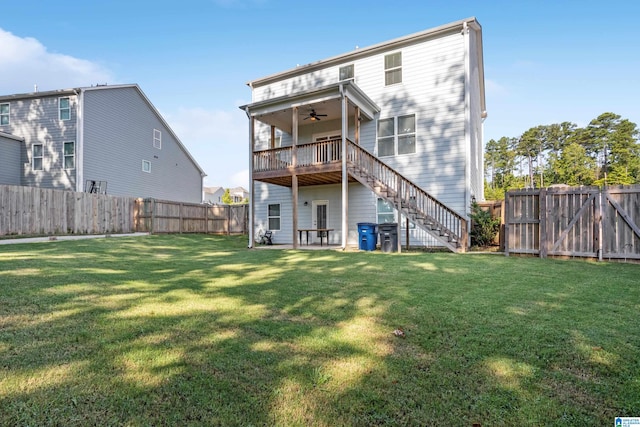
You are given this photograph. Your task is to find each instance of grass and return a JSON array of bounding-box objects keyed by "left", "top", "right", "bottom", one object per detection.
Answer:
[{"left": 0, "top": 234, "right": 638, "bottom": 426}]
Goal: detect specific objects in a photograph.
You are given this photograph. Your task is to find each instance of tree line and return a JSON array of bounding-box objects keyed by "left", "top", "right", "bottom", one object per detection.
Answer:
[{"left": 484, "top": 112, "right": 640, "bottom": 200}]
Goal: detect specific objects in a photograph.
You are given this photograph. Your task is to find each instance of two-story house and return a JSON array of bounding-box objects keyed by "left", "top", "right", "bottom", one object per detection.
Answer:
[
  {"left": 241, "top": 18, "right": 485, "bottom": 252},
  {"left": 0, "top": 84, "right": 205, "bottom": 203}
]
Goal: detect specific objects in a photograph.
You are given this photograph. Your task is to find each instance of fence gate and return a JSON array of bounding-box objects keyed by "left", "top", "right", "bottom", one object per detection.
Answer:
[
  {"left": 541, "top": 187, "right": 599, "bottom": 258},
  {"left": 602, "top": 187, "right": 640, "bottom": 260},
  {"left": 505, "top": 185, "right": 640, "bottom": 260}
]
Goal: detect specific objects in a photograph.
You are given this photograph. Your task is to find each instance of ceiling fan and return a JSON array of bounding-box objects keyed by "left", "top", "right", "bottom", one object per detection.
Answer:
[{"left": 303, "top": 109, "right": 327, "bottom": 121}]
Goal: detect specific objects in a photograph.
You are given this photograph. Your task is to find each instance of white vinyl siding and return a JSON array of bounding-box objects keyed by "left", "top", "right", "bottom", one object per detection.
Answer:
[
  {"left": 0, "top": 103, "right": 9, "bottom": 125},
  {"left": 250, "top": 26, "right": 476, "bottom": 247}
]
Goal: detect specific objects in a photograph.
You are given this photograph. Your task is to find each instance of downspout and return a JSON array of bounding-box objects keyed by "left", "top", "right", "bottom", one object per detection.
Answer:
[
  {"left": 75, "top": 88, "right": 84, "bottom": 192},
  {"left": 462, "top": 21, "right": 472, "bottom": 246}
]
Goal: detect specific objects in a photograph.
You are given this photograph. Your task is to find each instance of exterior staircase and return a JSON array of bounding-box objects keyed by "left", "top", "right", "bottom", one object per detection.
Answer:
[{"left": 347, "top": 140, "right": 468, "bottom": 252}]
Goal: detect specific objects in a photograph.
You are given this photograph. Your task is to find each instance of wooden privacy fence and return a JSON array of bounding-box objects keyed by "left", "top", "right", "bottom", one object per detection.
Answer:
[
  {"left": 135, "top": 199, "right": 248, "bottom": 234},
  {"left": 0, "top": 184, "right": 136, "bottom": 236},
  {"left": 505, "top": 185, "right": 640, "bottom": 260}
]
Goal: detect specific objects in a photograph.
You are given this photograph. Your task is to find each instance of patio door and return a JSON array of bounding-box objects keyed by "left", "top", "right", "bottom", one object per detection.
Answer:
[{"left": 312, "top": 200, "right": 329, "bottom": 243}]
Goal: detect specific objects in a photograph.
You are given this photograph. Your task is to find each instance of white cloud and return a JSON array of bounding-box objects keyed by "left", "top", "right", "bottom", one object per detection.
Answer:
[
  {"left": 164, "top": 107, "right": 249, "bottom": 189},
  {"left": 0, "top": 28, "right": 114, "bottom": 94},
  {"left": 485, "top": 78, "right": 508, "bottom": 98}
]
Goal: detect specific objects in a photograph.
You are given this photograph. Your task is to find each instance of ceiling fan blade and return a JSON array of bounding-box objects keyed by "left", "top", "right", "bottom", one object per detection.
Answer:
[{"left": 317, "top": 114, "right": 327, "bottom": 117}]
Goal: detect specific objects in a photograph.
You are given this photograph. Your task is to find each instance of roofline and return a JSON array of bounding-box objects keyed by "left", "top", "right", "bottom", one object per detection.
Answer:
[
  {"left": 0, "top": 131, "right": 24, "bottom": 142},
  {"left": 247, "top": 17, "right": 481, "bottom": 88}
]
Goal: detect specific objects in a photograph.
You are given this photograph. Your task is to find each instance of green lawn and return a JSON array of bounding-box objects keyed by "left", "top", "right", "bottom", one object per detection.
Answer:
[{"left": 0, "top": 235, "right": 638, "bottom": 426}]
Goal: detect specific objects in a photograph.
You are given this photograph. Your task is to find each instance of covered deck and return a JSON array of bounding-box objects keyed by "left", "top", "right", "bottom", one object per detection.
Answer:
[{"left": 241, "top": 81, "right": 381, "bottom": 249}]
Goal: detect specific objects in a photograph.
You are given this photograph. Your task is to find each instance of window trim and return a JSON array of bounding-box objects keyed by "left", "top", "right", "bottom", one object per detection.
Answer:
[
  {"left": 0, "top": 102, "right": 9, "bottom": 125},
  {"left": 339, "top": 64, "right": 354, "bottom": 81},
  {"left": 153, "top": 129, "right": 162, "bottom": 149},
  {"left": 384, "top": 52, "right": 402, "bottom": 86},
  {"left": 59, "top": 97, "right": 71, "bottom": 121},
  {"left": 32, "top": 144, "right": 43, "bottom": 171},
  {"left": 142, "top": 159, "right": 151, "bottom": 173},
  {"left": 267, "top": 203, "right": 281, "bottom": 231},
  {"left": 376, "top": 198, "right": 395, "bottom": 225},
  {"left": 63, "top": 141, "right": 75, "bottom": 170},
  {"left": 376, "top": 114, "right": 416, "bottom": 157}
]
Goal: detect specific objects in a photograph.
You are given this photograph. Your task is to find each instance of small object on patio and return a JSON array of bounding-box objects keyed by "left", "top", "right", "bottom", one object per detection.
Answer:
[
  {"left": 392, "top": 327, "right": 405, "bottom": 338},
  {"left": 260, "top": 231, "right": 273, "bottom": 245}
]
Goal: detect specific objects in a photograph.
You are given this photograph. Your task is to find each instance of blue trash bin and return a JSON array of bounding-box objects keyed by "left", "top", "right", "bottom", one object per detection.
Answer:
[{"left": 357, "top": 222, "right": 378, "bottom": 251}]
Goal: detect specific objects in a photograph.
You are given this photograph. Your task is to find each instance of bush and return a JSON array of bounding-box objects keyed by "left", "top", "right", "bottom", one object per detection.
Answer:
[{"left": 470, "top": 202, "right": 500, "bottom": 247}]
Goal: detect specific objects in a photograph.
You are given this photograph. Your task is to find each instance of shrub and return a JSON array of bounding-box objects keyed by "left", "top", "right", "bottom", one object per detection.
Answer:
[{"left": 470, "top": 202, "right": 500, "bottom": 247}]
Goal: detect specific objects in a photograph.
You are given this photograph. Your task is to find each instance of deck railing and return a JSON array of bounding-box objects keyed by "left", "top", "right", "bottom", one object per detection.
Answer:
[{"left": 252, "top": 138, "right": 467, "bottom": 250}]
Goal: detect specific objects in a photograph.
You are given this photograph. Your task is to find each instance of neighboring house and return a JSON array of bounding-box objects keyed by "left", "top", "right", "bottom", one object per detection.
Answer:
[
  {"left": 0, "top": 132, "right": 23, "bottom": 185},
  {"left": 203, "top": 186, "right": 225, "bottom": 204},
  {"left": 0, "top": 84, "right": 205, "bottom": 203},
  {"left": 241, "top": 17, "right": 485, "bottom": 252},
  {"left": 203, "top": 186, "right": 249, "bottom": 204},
  {"left": 229, "top": 186, "right": 249, "bottom": 203}
]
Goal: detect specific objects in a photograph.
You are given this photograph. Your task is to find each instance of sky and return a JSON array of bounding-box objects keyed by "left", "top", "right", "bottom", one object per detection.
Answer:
[{"left": 2, "top": 0, "right": 640, "bottom": 189}]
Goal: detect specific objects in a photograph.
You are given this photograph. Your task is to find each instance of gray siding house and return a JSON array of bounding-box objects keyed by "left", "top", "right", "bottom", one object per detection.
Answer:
[
  {"left": 0, "top": 132, "right": 23, "bottom": 185},
  {"left": 0, "top": 84, "right": 205, "bottom": 203},
  {"left": 241, "top": 18, "right": 486, "bottom": 252}
]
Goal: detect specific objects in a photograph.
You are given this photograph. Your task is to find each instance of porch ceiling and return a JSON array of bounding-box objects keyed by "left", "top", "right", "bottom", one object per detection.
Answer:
[{"left": 240, "top": 81, "right": 380, "bottom": 133}]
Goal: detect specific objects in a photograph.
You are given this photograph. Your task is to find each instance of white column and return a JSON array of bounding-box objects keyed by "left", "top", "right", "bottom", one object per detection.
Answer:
[{"left": 341, "top": 95, "right": 349, "bottom": 249}]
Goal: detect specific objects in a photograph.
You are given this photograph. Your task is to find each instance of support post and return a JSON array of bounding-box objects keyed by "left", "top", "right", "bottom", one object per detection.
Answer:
[
  {"left": 292, "top": 107, "right": 299, "bottom": 249},
  {"left": 248, "top": 116, "right": 255, "bottom": 248},
  {"left": 341, "top": 94, "right": 349, "bottom": 249}
]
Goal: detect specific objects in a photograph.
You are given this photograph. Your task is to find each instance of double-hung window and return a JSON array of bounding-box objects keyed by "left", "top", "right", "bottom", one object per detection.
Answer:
[
  {"left": 0, "top": 103, "right": 9, "bottom": 125},
  {"left": 59, "top": 97, "right": 70, "bottom": 121},
  {"left": 377, "top": 198, "right": 395, "bottom": 224},
  {"left": 33, "top": 144, "right": 43, "bottom": 171},
  {"left": 63, "top": 141, "right": 75, "bottom": 169},
  {"left": 384, "top": 52, "right": 402, "bottom": 85},
  {"left": 339, "top": 64, "right": 354, "bottom": 81},
  {"left": 377, "top": 114, "right": 416, "bottom": 157},
  {"left": 153, "top": 129, "right": 162, "bottom": 149},
  {"left": 268, "top": 204, "right": 281, "bottom": 231}
]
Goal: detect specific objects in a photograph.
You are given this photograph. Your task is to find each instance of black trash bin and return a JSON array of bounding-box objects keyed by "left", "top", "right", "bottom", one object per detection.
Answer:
[
  {"left": 357, "top": 222, "right": 378, "bottom": 251},
  {"left": 378, "top": 223, "right": 398, "bottom": 253}
]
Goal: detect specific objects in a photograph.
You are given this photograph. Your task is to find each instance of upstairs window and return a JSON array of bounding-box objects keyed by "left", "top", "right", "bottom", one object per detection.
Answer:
[
  {"left": 63, "top": 141, "right": 75, "bottom": 169},
  {"left": 384, "top": 52, "right": 402, "bottom": 85},
  {"left": 339, "top": 64, "right": 354, "bottom": 81},
  {"left": 377, "top": 114, "right": 416, "bottom": 157},
  {"left": 33, "top": 144, "right": 43, "bottom": 171},
  {"left": 59, "top": 97, "right": 70, "bottom": 121},
  {"left": 268, "top": 204, "right": 281, "bottom": 231},
  {"left": 0, "top": 103, "right": 9, "bottom": 125},
  {"left": 153, "top": 129, "right": 162, "bottom": 149}
]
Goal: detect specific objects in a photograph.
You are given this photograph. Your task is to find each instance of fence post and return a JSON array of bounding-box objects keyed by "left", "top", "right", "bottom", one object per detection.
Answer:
[
  {"left": 150, "top": 199, "right": 155, "bottom": 235},
  {"left": 597, "top": 188, "right": 603, "bottom": 261},
  {"left": 179, "top": 203, "right": 183, "bottom": 234},
  {"left": 504, "top": 191, "right": 510, "bottom": 257},
  {"left": 539, "top": 188, "right": 547, "bottom": 258},
  {"left": 205, "top": 205, "right": 209, "bottom": 234},
  {"left": 227, "top": 205, "right": 231, "bottom": 235}
]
